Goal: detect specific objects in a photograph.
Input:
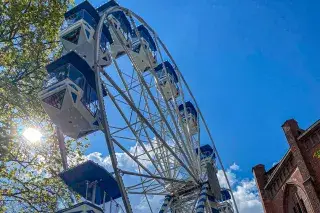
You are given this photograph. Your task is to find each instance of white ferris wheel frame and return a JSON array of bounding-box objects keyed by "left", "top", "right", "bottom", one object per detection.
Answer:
[{"left": 89, "top": 5, "right": 239, "bottom": 213}]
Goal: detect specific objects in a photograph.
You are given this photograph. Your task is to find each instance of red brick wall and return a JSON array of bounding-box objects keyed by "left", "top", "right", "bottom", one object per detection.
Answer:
[
  {"left": 299, "top": 132, "right": 320, "bottom": 195},
  {"left": 253, "top": 119, "right": 320, "bottom": 213},
  {"left": 253, "top": 165, "right": 273, "bottom": 213},
  {"left": 282, "top": 119, "right": 320, "bottom": 212},
  {"left": 263, "top": 167, "right": 313, "bottom": 213}
]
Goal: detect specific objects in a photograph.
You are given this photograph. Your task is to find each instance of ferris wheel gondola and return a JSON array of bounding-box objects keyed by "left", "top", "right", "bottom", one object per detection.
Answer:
[
  {"left": 39, "top": 51, "right": 104, "bottom": 139},
  {"left": 154, "top": 61, "right": 179, "bottom": 100},
  {"left": 130, "top": 25, "right": 158, "bottom": 72},
  {"left": 179, "top": 101, "right": 198, "bottom": 135},
  {"left": 39, "top": 1, "right": 239, "bottom": 213},
  {"left": 60, "top": 1, "right": 112, "bottom": 68},
  {"left": 57, "top": 160, "right": 122, "bottom": 213},
  {"left": 97, "top": 0, "right": 133, "bottom": 59}
]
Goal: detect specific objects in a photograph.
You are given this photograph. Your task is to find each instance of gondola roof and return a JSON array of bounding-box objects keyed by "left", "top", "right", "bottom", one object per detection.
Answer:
[
  {"left": 65, "top": 1, "right": 100, "bottom": 22},
  {"left": 64, "top": 1, "right": 112, "bottom": 43},
  {"left": 46, "top": 51, "right": 107, "bottom": 97},
  {"left": 195, "top": 144, "right": 215, "bottom": 158},
  {"left": 59, "top": 160, "right": 121, "bottom": 204},
  {"left": 133, "top": 25, "right": 157, "bottom": 51},
  {"left": 97, "top": 0, "right": 132, "bottom": 34},
  {"left": 221, "top": 189, "right": 231, "bottom": 201},
  {"left": 195, "top": 144, "right": 213, "bottom": 155},
  {"left": 178, "top": 101, "right": 198, "bottom": 118},
  {"left": 155, "top": 61, "right": 178, "bottom": 82}
]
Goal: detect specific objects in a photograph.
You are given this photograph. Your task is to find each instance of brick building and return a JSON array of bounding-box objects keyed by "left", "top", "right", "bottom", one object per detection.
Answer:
[{"left": 253, "top": 119, "right": 320, "bottom": 213}]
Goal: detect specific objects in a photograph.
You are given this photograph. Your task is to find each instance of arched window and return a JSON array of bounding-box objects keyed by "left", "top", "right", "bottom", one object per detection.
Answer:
[{"left": 284, "top": 184, "right": 310, "bottom": 213}]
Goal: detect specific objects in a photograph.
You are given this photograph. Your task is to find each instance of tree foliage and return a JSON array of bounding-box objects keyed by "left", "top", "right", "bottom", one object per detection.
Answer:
[
  {"left": 0, "top": 1, "right": 89, "bottom": 212},
  {"left": 314, "top": 150, "right": 320, "bottom": 159}
]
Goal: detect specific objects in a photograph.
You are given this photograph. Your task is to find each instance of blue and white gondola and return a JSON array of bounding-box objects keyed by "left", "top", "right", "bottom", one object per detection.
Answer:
[
  {"left": 39, "top": 51, "right": 105, "bottom": 139},
  {"left": 195, "top": 144, "right": 216, "bottom": 164},
  {"left": 130, "top": 25, "right": 157, "bottom": 72},
  {"left": 196, "top": 144, "right": 221, "bottom": 200},
  {"left": 154, "top": 61, "right": 179, "bottom": 100},
  {"left": 178, "top": 101, "right": 198, "bottom": 135},
  {"left": 220, "top": 189, "right": 231, "bottom": 202},
  {"left": 218, "top": 189, "right": 233, "bottom": 212},
  {"left": 196, "top": 145, "right": 233, "bottom": 212},
  {"left": 60, "top": 1, "right": 112, "bottom": 68},
  {"left": 97, "top": 0, "right": 133, "bottom": 59},
  {"left": 56, "top": 160, "right": 121, "bottom": 213}
]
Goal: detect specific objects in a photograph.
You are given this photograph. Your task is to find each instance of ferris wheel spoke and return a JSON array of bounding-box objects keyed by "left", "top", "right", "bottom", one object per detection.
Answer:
[
  {"left": 106, "top": 18, "right": 195, "bottom": 174},
  {"left": 112, "top": 77, "right": 156, "bottom": 100},
  {"left": 133, "top": 78, "right": 173, "bottom": 177},
  {"left": 120, "top": 169, "right": 186, "bottom": 184},
  {"left": 111, "top": 60, "right": 167, "bottom": 142},
  {"left": 101, "top": 70, "right": 198, "bottom": 182},
  {"left": 132, "top": 68, "right": 195, "bottom": 176},
  {"left": 141, "top": 183, "right": 166, "bottom": 195},
  {"left": 119, "top": 68, "right": 139, "bottom": 83},
  {"left": 135, "top": 163, "right": 155, "bottom": 213},
  {"left": 128, "top": 191, "right": 169, "bottom": 196},
  {"left": 129, "top": 179, "right": 159, "bottom": 192},
  {"left": 112, "top": 138, "right": 164, "bottom": 184},
  {"left": 152, "top": 35, "right": 197, "bottom": 154},
  {"left": 132, "top": 90, "right": 168, "bottom": 176},
  {"left": 113, "top": 135, "right": 149, "bottom": 143},
  {"left": 139, "top": 124, "right": 170, "bottom": 177},
  {"left": 142, "top": 185, "right": 165, "bottom": 194},
  {"left": 154, "top": 29, "right": 239, "bottom": 210},
  {"left": 166, "top": 96, "right": 200, "bottom": 175},
  {"left": 110, "top": 120, "right": 142, "bottom": 135},
  {"left": 151, "top": 55, "right": 200, "bottom": 178},
  {"left": 127, "top": 179, "right": 154, "bottom": 191},
  {"left": 104, "top": 84, "right": 166, "bottom": 178},
  {"left": 104, "top": 75, "right": 176, "bottom": 179},
  {"left": 114, "top": 97, "right": 161, "bottom": 120},
  {"left": 128, "top": 16, "right": 200, "bottom": 175},
  {"left": 104, "top": 56, "right": 192, "bottom": 179},
  {"left": 130, "top": 9, "right": 202, "bottom": 175}
]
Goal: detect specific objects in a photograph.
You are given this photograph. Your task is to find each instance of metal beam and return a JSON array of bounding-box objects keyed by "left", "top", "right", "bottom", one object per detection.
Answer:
[
  {"left": 94, "top": 10, "right": 133, "bottom": 213},
  {"left": 119, "top": 169, "right": 186, "bottom": 184},
  {"left": 101, "top": 70, "right": 198, "bottom": 183}
]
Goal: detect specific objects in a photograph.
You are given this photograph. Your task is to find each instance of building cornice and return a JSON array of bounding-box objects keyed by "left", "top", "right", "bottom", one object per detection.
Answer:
[
  {"left": 298, "top": 119, "right": 320, "bottom": 141},
  {"left": 264, "top": 150, "right": 291, "bottom": 190}
]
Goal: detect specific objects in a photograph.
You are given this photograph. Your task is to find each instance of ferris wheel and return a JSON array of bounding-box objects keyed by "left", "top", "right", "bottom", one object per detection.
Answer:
[{"left": 38, "top": 1, "right": 239, "bottom": 213}]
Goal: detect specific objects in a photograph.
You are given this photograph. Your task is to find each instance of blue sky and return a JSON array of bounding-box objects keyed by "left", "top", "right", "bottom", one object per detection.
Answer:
[
  {"left": 74, "top": 0, "right": 320, "bottom": 211},
  {"left": 83, "top": 0, "right": 320, "bottom": 180}
]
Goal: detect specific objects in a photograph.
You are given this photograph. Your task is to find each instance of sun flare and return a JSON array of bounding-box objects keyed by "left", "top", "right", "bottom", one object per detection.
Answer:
[{"left": 22, "top": 128, "right": 42, "bottom": 143}]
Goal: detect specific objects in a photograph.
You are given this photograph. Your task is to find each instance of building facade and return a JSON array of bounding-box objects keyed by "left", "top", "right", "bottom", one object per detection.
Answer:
[{"left": 253, "top": 119, "right": 320, "bottom": 213}]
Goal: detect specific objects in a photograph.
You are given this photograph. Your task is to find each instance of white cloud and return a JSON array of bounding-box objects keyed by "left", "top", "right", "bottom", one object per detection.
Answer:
[
  {"left": 135, "top": 195, "right": 164, "bottom": 212},
  {"left": 86, "top": 151, "right": 137, "bottom": 171},
  {"left": 233, "top": 179, "right": 264, "bottom": 213},
  {"left": 217, "top": 165, "right": 263, "bottom": 213},
  {"left": 230, "top": 163, "right": 240, "bottom": 171},
  {"left": 217, "top": 168, "right": 237, "bottom": 188},
  {"left": 84, "top": 149, "right": 263, "bottom": 213}
]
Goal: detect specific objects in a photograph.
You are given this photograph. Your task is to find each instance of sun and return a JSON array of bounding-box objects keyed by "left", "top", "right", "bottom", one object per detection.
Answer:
[{"left": 22, "top": 128, "right": 42, "bottom": 143}]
